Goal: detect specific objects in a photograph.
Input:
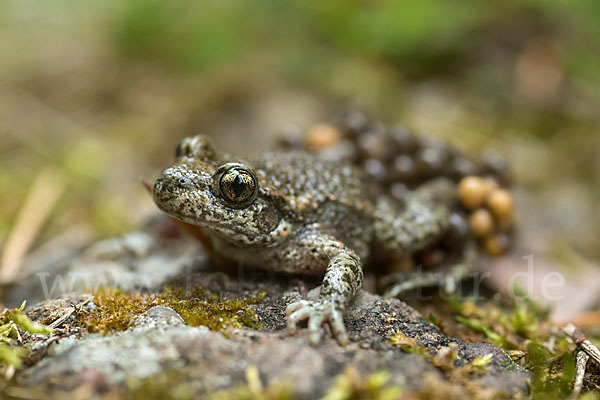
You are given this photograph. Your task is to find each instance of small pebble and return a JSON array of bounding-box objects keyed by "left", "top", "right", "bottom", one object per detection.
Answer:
[
  {"left": 458, "top": 176, "right": 489, "bottom": 209},
  {"left": 469, "top": 209, "right": 494, "bottom": 238}
]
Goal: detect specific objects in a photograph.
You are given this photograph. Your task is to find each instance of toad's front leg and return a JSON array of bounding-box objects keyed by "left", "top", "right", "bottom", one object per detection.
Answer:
[{"left": 285, "top": 232, "right": 363, "bottom": 346}]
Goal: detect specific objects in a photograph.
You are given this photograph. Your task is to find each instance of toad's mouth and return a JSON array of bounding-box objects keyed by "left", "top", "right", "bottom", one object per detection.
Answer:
[
  {"left": 152, "top": 169, "right": 289, "bottom": 247},
  {"left": 209, "top": 217, "right": 293, "bottom": 247},
  {"left": 151, "top": 192, "right": 282, "bottom": 247},
  {"left": 169, "top": 207, "right": 291, "bottom": 248}
]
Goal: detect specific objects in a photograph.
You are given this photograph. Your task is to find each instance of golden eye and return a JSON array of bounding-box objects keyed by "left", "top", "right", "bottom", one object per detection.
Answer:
[{"left": 219, "top": 166, "right": 258, "bottom": 204}]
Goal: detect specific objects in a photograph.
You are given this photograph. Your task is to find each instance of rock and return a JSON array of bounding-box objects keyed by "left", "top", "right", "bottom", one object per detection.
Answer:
[
  {"left": 28, "top": 325, "right": 217, "bottom": 386},
  {"left": 135, "top": 306, "right": 185, "bottom": 328},
  {"left": 7, "top": 215, "right": 529, "bottom": 398}
]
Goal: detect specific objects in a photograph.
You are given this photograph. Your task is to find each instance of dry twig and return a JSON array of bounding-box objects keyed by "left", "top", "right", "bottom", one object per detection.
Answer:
[
  {"left": 0, "top": 168, "right": 65, "bottom": 284},
  {"left": 563, "top": 323, "right": 600, "bottom": 398},
  {"left": 48, "top": 297, "right": 93, "bottom": 330}
]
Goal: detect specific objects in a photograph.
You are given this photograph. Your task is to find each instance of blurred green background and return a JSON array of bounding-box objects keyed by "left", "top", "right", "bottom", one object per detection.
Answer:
[{"left": 1, "top": 0, "right": 599, "bottom": 260}]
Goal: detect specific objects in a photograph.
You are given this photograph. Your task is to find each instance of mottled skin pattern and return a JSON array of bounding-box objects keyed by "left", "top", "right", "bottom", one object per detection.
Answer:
[{"left": 152, "top": 135, "right": 456, "bottom": 345}]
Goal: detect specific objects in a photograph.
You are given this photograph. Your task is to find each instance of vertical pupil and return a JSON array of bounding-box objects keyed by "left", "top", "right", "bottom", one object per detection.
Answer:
[{"left": 231, "top": 171, "right": 246, "bottom": 197}]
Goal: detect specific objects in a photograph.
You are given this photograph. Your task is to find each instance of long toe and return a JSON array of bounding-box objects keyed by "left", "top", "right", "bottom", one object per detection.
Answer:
[
  {"left": 286, "top": 307, "right": 311, "bottom": 334},
  {"left": 308, "top": 311, "right": 326, "bottom": 345},
  {"left": 329, "top": 311, "right": 349, "bottom": 346},
  {"left": 285, "top": 300, "right": 309, "bottom": 316}
]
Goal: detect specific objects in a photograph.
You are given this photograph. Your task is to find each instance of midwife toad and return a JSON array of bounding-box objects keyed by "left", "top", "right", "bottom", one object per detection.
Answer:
[{"left": 152, "top": 134, "right": 472, "bottom": 345}]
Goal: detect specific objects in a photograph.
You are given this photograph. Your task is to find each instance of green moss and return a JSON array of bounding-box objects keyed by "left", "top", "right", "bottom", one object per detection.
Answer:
[
  {"left": 441, "top": 292, "right": 587, "bottom": 397},
  {"left": 80, "top": 287, "right": 265, "bottom": 336},
  {"left": 527, "top": 342, "right": 574, "bottom": 399},
  {"left": 468, "top": 353, "right": 493, "bottom": 375},
  {"left": 455, "top": 315, "right": 507, "bottom": 347},
  {"left": 387, "top": 330, "right": 426, "bottom": 355},
  {"left": 446, "top": 290, "right": 546, "bottom": 351},
  {"left": 157, "top": 287, "right": 266, "bottom": 332},
  {"left": 0, "top": 344, "right": 26, "bottom": 369},
  {"left": 0, "top": 301, "right": 53, "bottom": 369},
  {"left": 80, "top": 288, "right": 149, "bottom": 335},
  {"left": 495, "top": 350, "right": 521, "bottom": 372}
]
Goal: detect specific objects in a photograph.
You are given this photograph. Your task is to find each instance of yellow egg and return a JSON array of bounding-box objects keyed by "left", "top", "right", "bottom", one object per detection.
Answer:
[
  {"left": 458, "top": 176, "right": 489, "bottom": 209},
  {"left": 487, "top": 188, "right": 514, "bottom": 219},
  {"left": 483, "top": 233, "right": 510, "bottom": 256},
  {"left": 305, "top": 123, "right": 342, "bottom": 150},
  {"left": 469, "top": 209, "right": 494, "bottom": 238},
  {"left": 483, "top": 177, "right": 499, "bottom": 194}
]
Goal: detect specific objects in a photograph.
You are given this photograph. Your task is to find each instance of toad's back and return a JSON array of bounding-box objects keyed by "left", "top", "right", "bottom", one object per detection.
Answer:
[{"left": 253, "top": 150, "right": 378, "bottom": 219}]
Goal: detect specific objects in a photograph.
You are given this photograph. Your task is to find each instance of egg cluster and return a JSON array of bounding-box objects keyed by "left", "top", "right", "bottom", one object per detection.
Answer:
[
  {"left": 278, "top": 111, "right": 515, "bottom": 257},
  {"left": 458, "top": 176, "right": 514, "bottom": 256}
]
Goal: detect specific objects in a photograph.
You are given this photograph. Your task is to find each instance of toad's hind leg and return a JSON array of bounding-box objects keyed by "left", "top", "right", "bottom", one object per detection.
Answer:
[
  {"left": 381, "top": 243, "right": 479, "bottom": 298},
  {"left": 373, "top": 178, "right": 455, "bottom": 256},
  {"left": 372, "top": 177, "right": 478, "bottom": 297}
]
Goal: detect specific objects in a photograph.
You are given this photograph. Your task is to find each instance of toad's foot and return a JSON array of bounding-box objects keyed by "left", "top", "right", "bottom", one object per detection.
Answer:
[{"left": 286, "top": 299, "right": 349, "bottom": 346}]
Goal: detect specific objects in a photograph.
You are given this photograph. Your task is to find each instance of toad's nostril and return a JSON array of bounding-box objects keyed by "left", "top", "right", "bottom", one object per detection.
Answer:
[{"left": 175, "top": 175, "right": 193, "bottom": 188}]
